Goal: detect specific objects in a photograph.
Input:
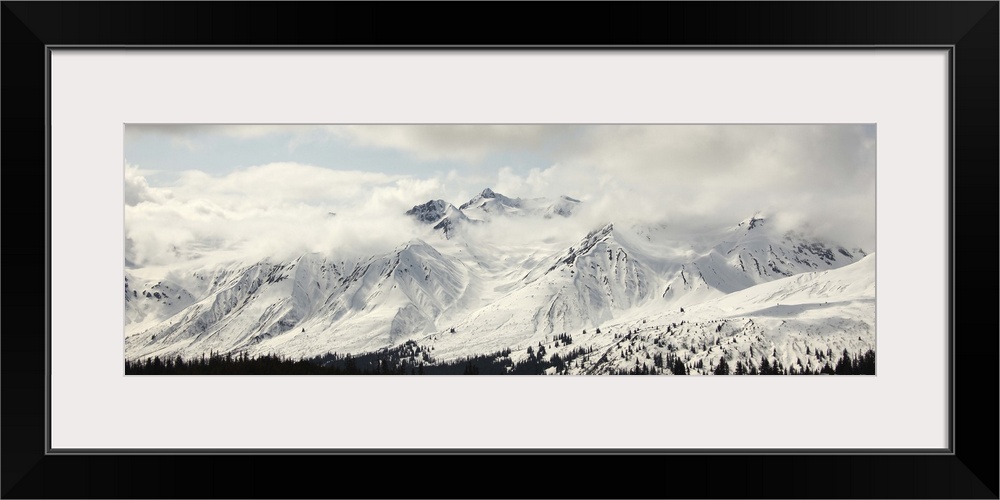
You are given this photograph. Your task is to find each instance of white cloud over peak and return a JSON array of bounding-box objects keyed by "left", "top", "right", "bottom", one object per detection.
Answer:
[{"left": 124, "top": 125, "right": 876, "bottom": 269}]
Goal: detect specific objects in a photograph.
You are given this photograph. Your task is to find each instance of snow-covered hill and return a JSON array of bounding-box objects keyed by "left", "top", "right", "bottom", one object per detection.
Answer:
[
  {"left": 418, "top": 253, "right": 875, "bottom": 375},
  {"left": 125, "top": 190, "right": 874, "bottom": 373}
]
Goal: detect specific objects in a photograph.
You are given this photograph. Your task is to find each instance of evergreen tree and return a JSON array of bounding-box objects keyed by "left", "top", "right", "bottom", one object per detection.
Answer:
[
  {"left": 854, "top": 348, "right": 876, "bottom": 374},
  {"left": 759, "top": 356, "right": 772, "bottom": 375},
  {"left": 713, "top": 357, "right": 731, "bottom": 375},
  {"left": 463, "top": 359, "right": 480, "bottom": 375},
  {"left": 671, "top": 358, "right": 688, "bottom": 375},
  {"left": 835, "top": 349, "right": 853, "bottom": 375},
  {"left": 734, "top": 360, "right": 747, "bottom": 375}
]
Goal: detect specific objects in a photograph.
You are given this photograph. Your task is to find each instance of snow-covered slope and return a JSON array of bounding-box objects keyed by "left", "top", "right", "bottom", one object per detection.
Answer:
[
  {"left": 419, "top": 223, "right": 661, "bottom": 358},
  {"left": 544, "top": 195, "right": 582, "bottom": 218},
  {"left": 422, "top": 254, "right": 875, "bottom": 374},
  {"left": 125, "top": 240, "right": 476, "bottom": 360},
  {"left": 654, "top": 215, "right": 866, "bottom": 306},
  {"left": 577, "top": 253, "right": 877, "bottom": 374},
  {"left": 124, "top": 270, "right": 200, "bottom": 333},
  {"left": 459, "top": 187, "right": 519, "bottom": 212},
  {"left": 125, "top": 192, "right": 873, "bottom": 373}
]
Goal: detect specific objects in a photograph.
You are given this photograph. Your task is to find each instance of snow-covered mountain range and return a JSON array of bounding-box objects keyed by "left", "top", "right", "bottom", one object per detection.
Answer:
[{"left": 125, "top": 188, "right": 874, "bottom": 374}]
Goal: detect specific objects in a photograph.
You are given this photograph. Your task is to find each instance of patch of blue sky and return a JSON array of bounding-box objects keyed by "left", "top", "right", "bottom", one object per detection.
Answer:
[{"left": 126, "top": 127, "right": 553, "bottom": 187}]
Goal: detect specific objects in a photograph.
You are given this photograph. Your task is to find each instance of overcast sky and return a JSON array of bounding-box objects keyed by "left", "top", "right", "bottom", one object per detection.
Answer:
[{"left": 125, "top": 124, "right": 876, "bottom": 268}]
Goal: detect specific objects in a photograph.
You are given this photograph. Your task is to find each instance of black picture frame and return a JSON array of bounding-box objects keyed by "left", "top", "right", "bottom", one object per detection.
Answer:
[{"left": 3, "top": 2, "right": 996, "bottom": 498}]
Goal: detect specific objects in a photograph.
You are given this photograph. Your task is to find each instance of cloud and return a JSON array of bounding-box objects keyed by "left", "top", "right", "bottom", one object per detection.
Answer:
[
  {"left": 124, "top": 125, "right": 877, "bottom": 269},
  {"left": 326, "top": 125, "right": 571, "bottom": 163},
  {"left": 125, "top": 125, "right": 307, "bottom": 142},
  {"left": 169, "top": 162, "right": 402, "bottom": 210},
  {"left": 550, "top": 125, "right": 876, "bottom": 248},
  {"left": 124, "top": 162, "right": 428, "bottom": 267},
  {"left": 431, "top": 125, "right": 876, "bottom": 250},
  {"left": 126, "top": 124, "right": 575, "bottom": 164},
  {"left": 322, "top": 124, "right": 876, "bottom": 238},
  {"left": 125, "top": 125, "right": 328, "bottom": 155},
  {"left": 124, "top": 163, "right": 170, "bottom": 206}
]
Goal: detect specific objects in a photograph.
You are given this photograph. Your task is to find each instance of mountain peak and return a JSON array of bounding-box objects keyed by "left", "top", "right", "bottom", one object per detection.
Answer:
[
  {"left": 405, "top": 200, "right": 453, "bottom": 224},
  {"left": 402, "top": 238, "right": 431, "bottom": 250},
  {"left": 544, "top": 222, "right": 619, "bottom": 274},
  {"left": 460, "top": 188, "right": 518, "bottom": 211},
  {"left": 737, "top": 213, "right": 766, "bottom": 231},
  {"left": 583, "top": 222, "right": 615, "bottom": 242}
]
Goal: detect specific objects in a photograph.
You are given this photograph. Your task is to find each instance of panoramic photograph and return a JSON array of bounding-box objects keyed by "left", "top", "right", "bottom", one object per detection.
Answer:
[{"left": 124, "top": 124, "right": 876, "bottom": 375}]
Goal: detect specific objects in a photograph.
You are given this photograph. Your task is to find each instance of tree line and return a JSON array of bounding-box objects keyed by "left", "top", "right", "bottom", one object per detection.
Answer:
[{"left": 125, "top": 344, "right": 875, "bottom": 376}]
